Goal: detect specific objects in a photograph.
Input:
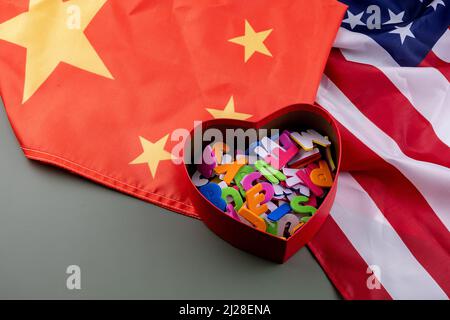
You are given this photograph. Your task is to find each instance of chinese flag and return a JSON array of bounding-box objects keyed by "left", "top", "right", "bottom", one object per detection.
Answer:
[{"left": 0, "top": 0, "right": 346, "bottom": 218}]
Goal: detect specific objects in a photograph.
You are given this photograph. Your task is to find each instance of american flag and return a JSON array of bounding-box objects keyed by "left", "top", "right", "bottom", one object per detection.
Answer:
[{"left": 310, "top": 0, "right": 450, "bottom": 299}]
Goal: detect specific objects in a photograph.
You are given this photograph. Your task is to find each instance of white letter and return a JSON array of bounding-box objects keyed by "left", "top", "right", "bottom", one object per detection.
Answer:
[
  {"left": 366, "top": 265, "right": 382, "bottom": 290},
  {"left": 66, "top": 265, "right": 81, "bottom": 290},
  {"left": 171, "top": 128, "right": 190, "bottom": 165},
  {"left": 366, "top": 5, "right": 381, "bottom": 30},
  {"left": 66, "top": 5, "right": 81, "bottom": 30}
]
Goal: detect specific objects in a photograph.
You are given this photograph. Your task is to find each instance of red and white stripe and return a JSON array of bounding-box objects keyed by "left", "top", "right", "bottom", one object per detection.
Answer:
[
  {"left": 431, "top": 28, "right": 450, "bottom": 64},
  {"left": 334, "top": 28, "right": 450, "bottom": 146},
  {"left": 420, "top": 28, "right": 450, "bottom": 81},
  {"left": 310, "top": 27, "right": 450, "bottom": 300}
]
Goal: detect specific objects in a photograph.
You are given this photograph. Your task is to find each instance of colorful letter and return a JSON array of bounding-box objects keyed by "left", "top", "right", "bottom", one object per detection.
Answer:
[
  {"left": 199, "top": 183, "right": 226, "bottom": 211},
  {"left": 221, "top": 187, "right": 244, "bottom": 211},
  {"left": 254, "top": 160, "right": 286, "bottom": 184},
  {"left": 290, "top": 195, "right": 317, "bottom": 215},
  {"left": 290, "top": 129, "right": 331, "bottom": 151},
  {"left": 246, "top": 183, "right": 268, "bottom": 215},
  {"left": 267, "top": 203, "right": 291, "bottom": 222},
  {"left": 214, "top": 161, "right": 244, "bottom": 185},
  {"left": 238, "top": 206, "right": 266, "bottom": 231},
  {"left": 310, "top": 160, "right": 333, "bottom": 187},
  {"left": 197, "top": 145, "right": 217, "bottom": 178}
]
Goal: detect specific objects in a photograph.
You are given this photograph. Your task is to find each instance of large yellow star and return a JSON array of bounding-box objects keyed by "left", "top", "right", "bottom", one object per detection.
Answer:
[
  {"left": 228, "top": 20, "right": 273, "bottom": 63},
  {"left": 206, "top": 96, "right": 252, "bottom": 120},
  {"left": 0, "top": 0, "right": 113, "bottom": 103},
  {"left": 130, "top": 135, "right": 173, "bottom": 178}
]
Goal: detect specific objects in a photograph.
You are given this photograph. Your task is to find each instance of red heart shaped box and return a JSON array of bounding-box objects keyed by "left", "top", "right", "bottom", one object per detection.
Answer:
[{"left": 183, "top": 103, "right": 341, "bottom": 263}]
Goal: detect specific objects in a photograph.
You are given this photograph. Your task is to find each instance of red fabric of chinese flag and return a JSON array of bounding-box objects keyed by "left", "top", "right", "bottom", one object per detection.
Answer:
[{"left": 0, "top": 0, "right": 346, "bottom": 215}]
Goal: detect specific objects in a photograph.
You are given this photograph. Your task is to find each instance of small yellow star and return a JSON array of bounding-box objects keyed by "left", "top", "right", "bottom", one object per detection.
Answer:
[
  {"left": 0, "top": 0, "right": 113, "bottom": 103},
  {"left": 206, "top": 96, "right": 252, "bottom": 120},
  {"left": 228, "top": 19, "right": 273, "bottom": 62},
  {"left": 130, "top": 135, "right": 173, "bottom": 178}
]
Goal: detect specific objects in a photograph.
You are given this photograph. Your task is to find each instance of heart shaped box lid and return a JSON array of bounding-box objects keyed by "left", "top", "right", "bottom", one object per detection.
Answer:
[{"left": 183, "top": 103, "right": 341, "bottom": 263}]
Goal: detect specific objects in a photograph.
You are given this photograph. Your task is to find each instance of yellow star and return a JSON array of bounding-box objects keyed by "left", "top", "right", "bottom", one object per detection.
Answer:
[
  {"left": 0, "top": 0, "right": 113, "bottom": 103},
  {"left": 206, "top": 96, "right": 253, "bottom": 120},
  {"left": 130, "top": 135, "right": 173, "bottom": 178},
  {"left": 228, "top": 19, "right": 273, "bottom": 62}
]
